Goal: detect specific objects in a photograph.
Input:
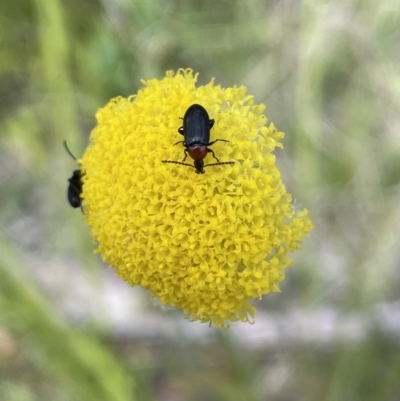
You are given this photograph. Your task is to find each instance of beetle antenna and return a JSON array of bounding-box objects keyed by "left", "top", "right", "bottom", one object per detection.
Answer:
[
  {"left": 162, "top": 160, "right": 195, "bottom": 169},
  {"left": 203, "top": 162, "right": 235, "bottom": 168},
  {"left": 63, "top": 140, "right": 77, "bottom": 161}
]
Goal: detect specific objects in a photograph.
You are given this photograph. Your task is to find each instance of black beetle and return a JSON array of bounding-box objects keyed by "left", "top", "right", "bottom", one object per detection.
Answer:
[
  {"left": 162, "top": 104, "right": 234, "bottom": 174},
  {"left": 63, "top": 141, "right": 83, "bottom": 210}
]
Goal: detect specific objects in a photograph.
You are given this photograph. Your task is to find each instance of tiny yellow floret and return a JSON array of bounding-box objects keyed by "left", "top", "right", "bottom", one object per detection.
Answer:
[{"left": 81, "top": 69, "right": 313, "bottom": 328}]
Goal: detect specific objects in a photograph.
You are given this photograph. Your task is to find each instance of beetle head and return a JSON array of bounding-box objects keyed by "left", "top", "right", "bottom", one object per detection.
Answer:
[{"left": 194, "top": 159, "right": 205, "bottom": 174}]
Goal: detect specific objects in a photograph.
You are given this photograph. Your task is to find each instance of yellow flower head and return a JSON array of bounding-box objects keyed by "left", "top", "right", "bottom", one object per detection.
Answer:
[{"left": 81, "top": 69, "right": 313, "bottom": 328}]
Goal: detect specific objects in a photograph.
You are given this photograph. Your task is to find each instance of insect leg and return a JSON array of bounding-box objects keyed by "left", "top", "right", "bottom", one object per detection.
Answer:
[
  {"left": 182, "top": 149, "right": 189, "bottom": 163},
  {"left": 208, "top": 138, "right": 229, "bottom": 146},
  {"left": 207, "top": 148, "right": 221, "bottom": 163}
]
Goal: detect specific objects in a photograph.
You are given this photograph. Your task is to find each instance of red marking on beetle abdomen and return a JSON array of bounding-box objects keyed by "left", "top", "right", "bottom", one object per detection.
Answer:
[{"left": 188, "top": 145, "right": 207, "bottom": 160}]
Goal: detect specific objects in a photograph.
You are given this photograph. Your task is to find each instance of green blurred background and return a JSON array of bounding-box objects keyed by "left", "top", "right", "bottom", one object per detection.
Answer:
[{"left": 1, "top": 0, "right": 400, "bottom": 400}]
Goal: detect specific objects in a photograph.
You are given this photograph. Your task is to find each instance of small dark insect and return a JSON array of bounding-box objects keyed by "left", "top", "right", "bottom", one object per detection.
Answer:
[
  {"left": 63, "top": 141, "right": 83, "bottom": 210},
  {"left": 162, "top": 104, "right": 234, "bottom": 174}
]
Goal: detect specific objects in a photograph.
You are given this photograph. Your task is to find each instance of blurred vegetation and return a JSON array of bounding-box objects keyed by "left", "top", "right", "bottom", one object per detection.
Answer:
[{"left": 1, "top": 0, "right": 400, "bottom": 400}]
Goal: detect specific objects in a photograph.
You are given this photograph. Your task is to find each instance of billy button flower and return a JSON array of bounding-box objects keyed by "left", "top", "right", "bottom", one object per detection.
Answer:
[{"left": 80, "top": 69, "right": 313, "bottom": 328}]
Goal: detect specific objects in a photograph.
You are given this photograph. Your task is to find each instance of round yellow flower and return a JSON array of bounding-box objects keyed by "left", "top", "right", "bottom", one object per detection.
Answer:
[{"left": 80, "top": 69, "right": 313, "bottom": 328}]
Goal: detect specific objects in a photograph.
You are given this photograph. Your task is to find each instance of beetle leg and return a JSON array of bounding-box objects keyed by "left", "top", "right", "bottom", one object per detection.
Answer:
[
  {"left": 207, "top": 148, "right": 221, "bottom": 163},
  {"left": 174, "top": 140, "right": 185, "bottom": 146},
  {"left": 209, "top": 119, "right": 215, "bottom": 129},
  {"left": 182, "top": 149, "right": 189, "bottom": 163},
  {"left": 178, "top": 126, "right": 184, "bottom": 135},
  {"left": 208, "top": 138, "right": 229, "bottom": 146}
]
